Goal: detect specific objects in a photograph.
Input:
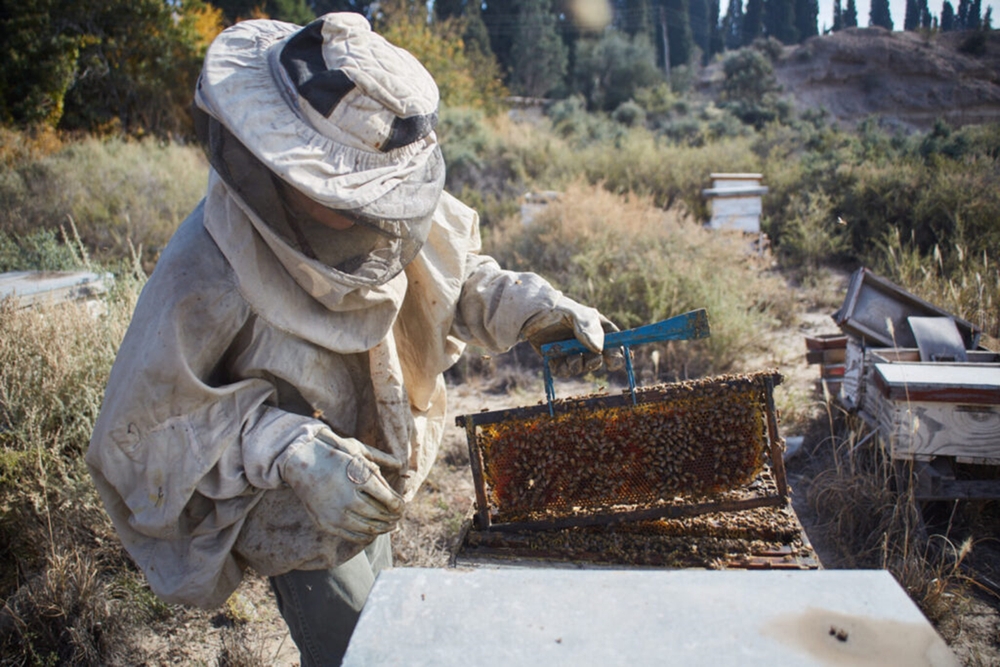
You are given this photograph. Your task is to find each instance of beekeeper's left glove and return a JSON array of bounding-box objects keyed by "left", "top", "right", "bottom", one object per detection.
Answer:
[{"left": 521, "top": 295, "right": 625, "bottom": 377}]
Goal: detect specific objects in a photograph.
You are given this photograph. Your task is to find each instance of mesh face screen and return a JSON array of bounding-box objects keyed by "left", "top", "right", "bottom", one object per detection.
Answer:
[{"left": 472, "top": 372, "right": 779, "bottom": 523}]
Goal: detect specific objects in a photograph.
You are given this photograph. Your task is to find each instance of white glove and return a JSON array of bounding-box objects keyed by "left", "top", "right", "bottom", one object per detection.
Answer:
[
  {"left": 521, "top": 295, "right": 625, "bottom": 377},
  {"left": 279, "top": 428, "right": 405, "bottom": 544}
]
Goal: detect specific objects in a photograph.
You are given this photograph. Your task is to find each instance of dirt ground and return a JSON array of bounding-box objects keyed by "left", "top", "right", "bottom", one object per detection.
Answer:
[{"left": 135, "top": 269, "right": 1000, "bottom": 666}]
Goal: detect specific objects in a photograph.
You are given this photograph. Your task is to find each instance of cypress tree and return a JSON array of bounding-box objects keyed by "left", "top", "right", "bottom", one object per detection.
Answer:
[
  {"left": 832, "top": 0, "right": 843, "bottom": 30},
  {"left": 509, "top": 0, "right": 568, "bottom": 97},
  {"left": 708, "top": 0, "right": 724, "bottom": 57},
  {"left": 970, "top": 0, "right": 982, "bottom": 27},
  {"left": 690, "top": 0, "right": 710, "bottom": 58},
  {"left": 618, "top": 0, "right": 657, "bottom": 38},
  {"left": 956, "top": 0, "right": 970, "bottom": 26},
  {"left": 941, "top": 0, "right": 955, "bottom": 29},
  {"left": 723, "top": 0, "right": 743, "bottom": 48},
  {"left": 844, "top": 0, "right": 858, "bottom": 26},
  {"left": 904, "top": 0, "right": 920, "bottom": 28},
  {"left": 764, "top": 0, "right": 798, "bottom": 44},
  {"left": 869, "top": 0, "right": 892, "bottom": 28},
  {"left": 742, "top": 0, "right": 763, "bottom": 44},
  {"left": 919, "top": 0, "right": 932, "bottom": 27},
  {"left": 795, "top": 0, "right": 819, "bottom": 40},
  {"left": 665, "top": 0, "right": 695, "bottom": 66},
  {"left": 434, "top": 0, "right": 465, "bottom": 21}
]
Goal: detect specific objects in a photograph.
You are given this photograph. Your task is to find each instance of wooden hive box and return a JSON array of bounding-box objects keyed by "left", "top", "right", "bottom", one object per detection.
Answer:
[
  {"left": 842, "top": 345, "right": 1000, "bottom": 424},
  {"left": 871, "top": 360, "right": 1000, "bottom": 463}
]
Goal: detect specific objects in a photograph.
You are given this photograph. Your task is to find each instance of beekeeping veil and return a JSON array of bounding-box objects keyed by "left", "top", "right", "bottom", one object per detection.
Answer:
[{"left": 193, "top": 12, "right": 444, "bottom": 287}]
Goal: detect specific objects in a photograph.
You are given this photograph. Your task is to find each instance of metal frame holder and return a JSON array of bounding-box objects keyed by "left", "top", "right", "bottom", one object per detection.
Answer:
[{"left": 540, "top": 309, "right": 711, "bottom": 415}]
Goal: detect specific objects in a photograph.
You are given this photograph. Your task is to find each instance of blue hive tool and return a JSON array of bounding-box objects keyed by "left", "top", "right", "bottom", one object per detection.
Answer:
[{"left": 540, "top": 309, "right": 710, "bottom": 415}]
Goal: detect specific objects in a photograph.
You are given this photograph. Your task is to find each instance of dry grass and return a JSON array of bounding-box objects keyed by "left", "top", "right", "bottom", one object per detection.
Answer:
[
  {"left": 802, "top": 407, "right": 980, "bottom": 626},
  {"left": 877, "top": 229, "right": 1000, "bottom": 340},
  {"left": 486, "top": 180, "right": 795, "bottom": 377},
  {"left": 0, "top": 275, "right": 149, "bottom": 664}
]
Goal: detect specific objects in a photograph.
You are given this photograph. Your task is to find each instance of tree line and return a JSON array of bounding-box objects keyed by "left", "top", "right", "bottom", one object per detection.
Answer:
[{"left": 0, "top": 0, "right": 994, "bottom": 138}]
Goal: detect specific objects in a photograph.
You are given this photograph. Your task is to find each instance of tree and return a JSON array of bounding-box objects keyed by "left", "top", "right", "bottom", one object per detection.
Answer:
[
  {"left": 832, "top": 0, "right": 843, "bottom": 30},
  {"left": 690, "top": 0, "right": 710, "bottom": 60},
  {"left": 904, "top": 0, "right": 920, "bottom": 28},
  {"left": 461, "top": 0, "right": 494, "bottom": 59},
  {"left": 0, "top": 0, "right": 81, "bottom": 126},
  {"left": 214, "top": 0, "right": 314, "bottom": 23},
  {"left": 664, "top": 0, "right": 695, "bottom": 67},
  {"left": 616, "top": 0, "right": 657, "bottom": 39},
  {"left": 843, "top": 0, "right": 858, "bottom": 26},
  {"left": 482, "top": 1, "right": 516, "bottom": 78},
  {"left": 573, "top": 31, "right": 662, "bottom": 110},
  {"left": 969, "top": 0, "right": 982, "bottom": 27},
  {"left": 720, "top": 46, "right": 781, "bottom": 126},
  {"left": 765, "top": 0, "right": 798, "bottom": 44},
  {"left": 722, "top": 0, "right": 743, "bottom": 49},
  {"left": 509, "top": 0, "right": 567, "bottom": 97},
  {"left": 742, "top": 0, "right": 763, "bottom": 45},
  {"left": 708, "top": 0, "right": 724, "bottom": 57},
  {"left": 869, "top": 0, "right": 892, "bottom": 28},
  {"left": 919, "top": 0, "right": 932, "bottom": 28},
  {"left": 795, "top": 0, "right": 819, "bottom": 41},
  {"left": 941, "top": 0, "right": 956, "bottom": 29},
  {"left": 0, "top": 0, "right": 207, "bottom": 135},
  {"left": 434, "top": 0, "right": 465, "bottom": 21},
  {"left": 310, "top": 0, "right": 378, "bottom": 18},
  {"left": 375, "top": 3, "right": 508, "bottom": 111}
]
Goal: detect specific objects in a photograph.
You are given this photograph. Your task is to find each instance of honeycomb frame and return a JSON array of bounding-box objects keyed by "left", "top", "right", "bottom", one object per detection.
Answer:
[{"left": 456, "top": 370, "right": 786, "bottom": 531}]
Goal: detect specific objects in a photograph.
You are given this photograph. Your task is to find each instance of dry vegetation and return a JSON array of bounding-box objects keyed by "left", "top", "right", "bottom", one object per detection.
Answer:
[{"left": 1, "top": 124, "right": 999, "bottom": 664}]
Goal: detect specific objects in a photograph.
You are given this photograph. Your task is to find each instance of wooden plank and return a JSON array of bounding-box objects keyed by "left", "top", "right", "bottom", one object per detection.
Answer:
[
  {"left": 806, "top": 348, "right": 847, "bottom": 365},
  {"left": 821, "top": 363, "right": 846, "bottom": 379},
  {"left": 877, "top": 400, "right": 1000, "bottom": 461},
  {"left": 874, "top": 363, "right": 1000, "bottom": 404},
  {"left": 804, "top": 334, "right": 848, "bottom": 351}
]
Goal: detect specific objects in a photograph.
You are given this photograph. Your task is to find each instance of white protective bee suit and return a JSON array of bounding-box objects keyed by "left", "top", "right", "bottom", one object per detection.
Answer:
[{"left": 86, "top": 13, "right": 617, "bottom": 666}]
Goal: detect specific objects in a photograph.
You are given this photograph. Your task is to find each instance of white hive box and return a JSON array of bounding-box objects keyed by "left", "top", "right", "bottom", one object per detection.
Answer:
[
  {"left": 343, "top": 568, "right": 956, "bottom": 667},
  {"left": 702, "top": 173, "right": 769, "bottom": 233},
  {"left": 871, "top": 361, "right": 1000, "bottom": 463}
]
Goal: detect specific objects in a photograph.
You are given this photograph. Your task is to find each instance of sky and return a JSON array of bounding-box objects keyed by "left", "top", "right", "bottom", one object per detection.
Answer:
[{"left": 814, "top": 0, "right": 998, "bottom": 32}]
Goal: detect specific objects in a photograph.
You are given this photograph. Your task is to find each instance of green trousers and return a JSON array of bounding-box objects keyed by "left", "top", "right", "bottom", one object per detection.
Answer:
[{"left": 270, "top": 534, "right": 392, "bottom": 666}]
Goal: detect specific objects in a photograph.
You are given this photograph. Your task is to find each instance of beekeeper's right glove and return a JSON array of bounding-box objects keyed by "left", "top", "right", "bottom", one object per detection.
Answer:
[{"left": 279, "top": 428, "right": 405, "bottom": 543}]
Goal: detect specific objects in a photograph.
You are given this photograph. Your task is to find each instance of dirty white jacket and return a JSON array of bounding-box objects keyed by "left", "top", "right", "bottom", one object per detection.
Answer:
[{"left": 86, "top": 174, "right": 561, "bottom": 608}]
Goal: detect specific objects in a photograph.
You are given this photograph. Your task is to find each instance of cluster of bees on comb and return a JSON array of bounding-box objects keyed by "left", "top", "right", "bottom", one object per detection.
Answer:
[
  {"left": 462, "top": 503, "right": 810, "bottom": 569},
  {"left": 476, "top": 371, "right": 781, "bottom": 524}
]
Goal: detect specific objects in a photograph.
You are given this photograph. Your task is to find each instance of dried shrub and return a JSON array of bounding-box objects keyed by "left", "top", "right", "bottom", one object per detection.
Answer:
[{"left": 486, "top": 181, "right": 793, "bottom": 377}]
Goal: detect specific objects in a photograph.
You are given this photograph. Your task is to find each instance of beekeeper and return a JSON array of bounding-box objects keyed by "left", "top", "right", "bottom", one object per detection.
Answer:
[{"left": 86, "top": 12, "right": 620, "bottom": 666}]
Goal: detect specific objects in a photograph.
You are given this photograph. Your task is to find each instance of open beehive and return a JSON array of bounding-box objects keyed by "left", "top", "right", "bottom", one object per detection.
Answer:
[{"left": 456, "top": 370, "right": 788, "bottom": 532}]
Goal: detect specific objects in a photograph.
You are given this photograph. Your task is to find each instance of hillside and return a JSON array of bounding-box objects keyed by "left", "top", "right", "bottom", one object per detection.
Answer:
[{"left": 704, "top": 27, "right": 1000, "bottom": 131}]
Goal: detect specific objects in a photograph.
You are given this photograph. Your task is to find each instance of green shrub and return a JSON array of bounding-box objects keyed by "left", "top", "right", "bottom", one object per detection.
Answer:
[
  {"left": 572, "top": 32, "right": 663, "bottom": 112},
  {"left": 0, "top": 227, "right": 82, "bottom": 272},
  {"left": 611, "top": 101, "right": 647, "bottom": 128}
]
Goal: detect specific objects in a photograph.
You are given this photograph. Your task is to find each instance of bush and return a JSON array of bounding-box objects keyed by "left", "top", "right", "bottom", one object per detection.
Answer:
[
  {"left": 485, "top": 181, "right": 794, "bottom": 376},
  {"left": 0, "top": 135, "right": 207, "bottom": 268},
  {"left": 572, "top": 32, "right": 663, "bottom": 112},
  {"left": 611, "top": 101, "right": 647, "bottom": 128},
  {"left": 0, "top": 227, "right": 82, "bottom": 272},
  {"left": 0, "top": 270, "right": 152, "bottom": 664}
]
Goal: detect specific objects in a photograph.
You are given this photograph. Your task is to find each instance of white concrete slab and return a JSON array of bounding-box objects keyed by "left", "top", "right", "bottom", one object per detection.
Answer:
[{"left": 343, "top": 568, "right": 956, "bottom": 667}]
